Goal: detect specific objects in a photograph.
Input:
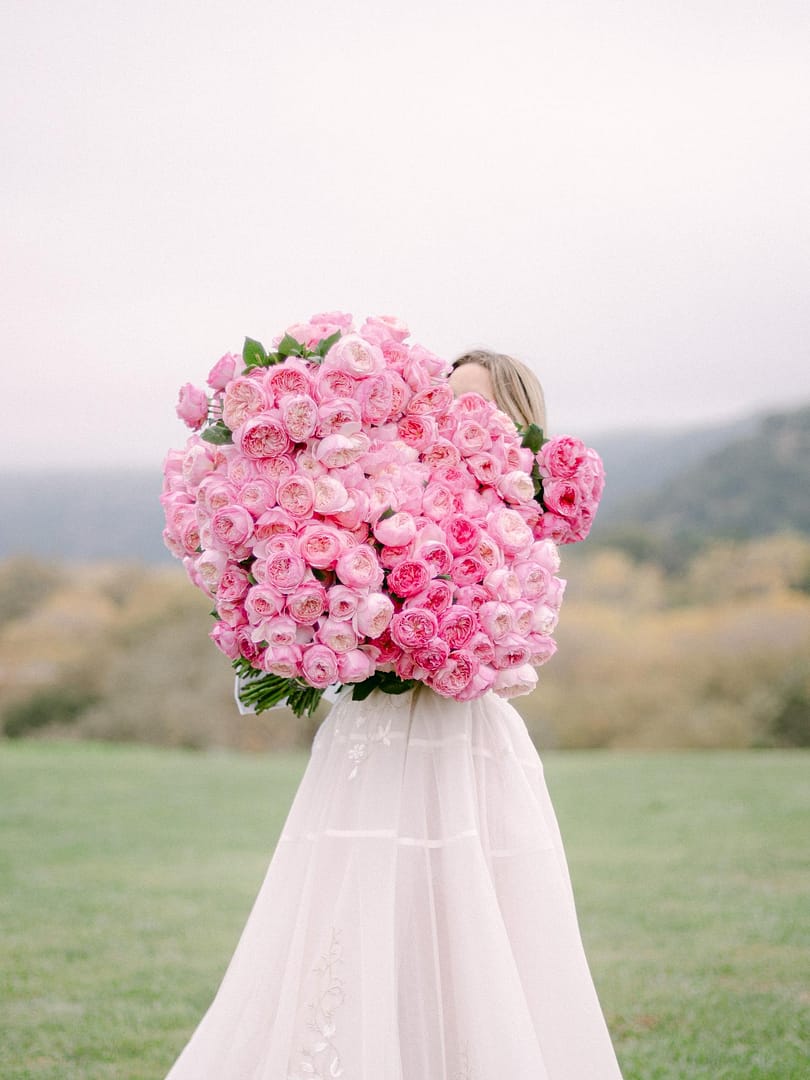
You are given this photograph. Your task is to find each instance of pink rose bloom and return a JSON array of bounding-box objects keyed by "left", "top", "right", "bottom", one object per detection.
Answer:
[
  {"left": 412, "top": 539, "right": 453, "bottom": 576},
  {"left": 467, "top": 631, "right": 495, "bottom": 664},
  {"left": 514, "top": 560, "right": 551, "bottom": 600},
  {"left": 531, "top": 603, "right": 560, "bottom": 635},
  {"left": 405, "top": 343, "right": 451, "bottom": 381},
  {"left": 397, "top": 414, "right": 438, "bottom": 450},
  {"left": 216, "top": 596, "right": 247, "bottom": 628},
  {"left": 234, "top": 412, "right": 292, "bottom": 460},
  {"left": 207, "top": 352, "right": 242, "bottom": 391},
  {"left": 275, "top": 475, "right": 315, "bottom": 518},
  {"left": 336, "top": 545, "right": 384, "bottom": 590},
  {"left": 542, "top": 478, "right": 582, "bottom": 520},
  {"left": 237, "top": 479, "right": 275, "bottom": 517},
  {"left": 262, "top": 644, "right": 303, "bottom": 679},
  {"left": 182, "top": 441, "right": 216, "bottom": 488},
  {"left": 492, "top": 634, "right": 532, "bottom": 670},
  {"left": 537, "top": 435, "right": 587, "bottom": 480},
  {"left": 452, "top": 584, "right": 487, "bottom": 612},
  {"left": 254, "top": 508, "right": 297, "bottom": 541},
  {"left": 209, "top": 621, "right": 240, "bottom": 660},
  {"left": 497, "top": 470, "right": 536, "bottom": 504},
  {"left": 437, "top": 606, "right": 477, "bottom": 650},
  {"left": 422, "top": 482, "right": 454, "bottom": 522},
  {"left": 222, "top": 376, "right": 268, "bottom": 429},
  {"left": 369, "top": 629, "right": 402, "bottom": 667},
  {"left": 337, "top": 649, "right": 376, "bottom": 683},
  {"left": 483, "top": 567, "right": 522, "bottom": 601},
  {"left": 332, "top": 488, "right": 370, "bottom": 530},
  {"left": 446, "top": 516, "right": 481, "bottom": 556},
  {"left": 388, "top": 559, "right": 431, "bottom": 598},
  {"left": 456, "top": 418, "right": 492, "bottom": 455},
  {"left": 195, "top": 549, "right": 229, "bottom": 593},
  {"left": 260, "top": 615, "right": 298, "bottom": 647},
  {"left": 324, "top": 333, "right": 385, "bottom": 375},
  {"left": 311, "top": 474, "right": 349, "bottom": 516},
  {"left": 359, "top": 314, "right": 411, "bottom": 344},
  {"left": 406, "top": 578, "right": 454, "bottom": 617},
  {"left": 450, "top": 555, "right": 487, "bottom": 587},
  {"left": 373, "top": 510, "right": 417, "bottom": 547},
  {"left": 316, "top": 398, "right": 362, "bottom": 436},
  {"left": 511, "top": 600, "right": 535, "bottom": 637},
  {"left": 327, "top": 585, "right": 361, "bottom": 620},
  {"left": 406, "top": 383, "right": 455, "bottom": 416},
  {"left": 476, "top": 533, "right": 503, "bottom": 572},
  {"left": 245, "top": 584, "right": 285, "bottom": 624},
  {"left": 315, "top": 367, "right": 357, "bottom": 403},
  {"left": 493, "top": 663, "right": 538, "bottom": 699},
  {"left": 412, "top": 637, "right": 450, "bottom": 672},
  {"left": 529, "top": 538, "right": 562, "bottom": 573},
  {"left": 380, "top": 544, "right": 411, "bottom": 570},
  {"left": 176, "top": 383, "right": 209, "bottom": 430},
  {"left": 287, "top": 583, "right": 328, "bottom": 625},
  {"left": 315, "top": 431, "right": 371, "bottom": 469},
  {"left": 266, "top": 358, "right": 312, "bottom": 400},
  {"left": 354, "top": 592, "right": 395, "bottom": 639},
  {"left": 527, "top": 633, "right": 558, "bottom": 666},
  {"left": 487, "top": 508, "right": 533, "bottom": 555},
  {"left": 478, "top": 600, "right": 514, "bottom": 641},
  {"left": 279, "top": 393, "right": 318, "bottom": 442},
  {"left": 255, "top": 453, "right": 296, "bottom": 485},
  {"left": 197, "top": 475, "right": 237, "bottom": 512},
  {"left": 217, "top": 564, "right": 251, "bottom": 603},
  {"left": 421, "top": 439, "right": 461, "bottom": 469},
  {"left": 301, "top": 643, "right": 339, "bottom": 688},
  {"left": 390, "top": 608, "right": 439, "bottom": 650},
  {"left": 357, "top": 371, "right": 395, "bottom": 424},
  {"left": 430, "top": 650, "right": 478, "bottom": 698},
  {"left": 298, "top": 523, "right": 345, "bottom": 568},
  {"left": 235, "top": 626, "right": 264, "bottom": 666},
  {"left": 264, "top": 551, "right": 307, "bottom": 594},
  {"left": 211, "top": 504, "right": 254, "bottom": 554},
  {"left": 317, "top": 617, "right": 358, "bottom": 654},
  {"left": 455, "top": 664, "right": 497, "bottom": 702},
  {"left": 466, "top": 452, "right": 502, "bottom": 486}
]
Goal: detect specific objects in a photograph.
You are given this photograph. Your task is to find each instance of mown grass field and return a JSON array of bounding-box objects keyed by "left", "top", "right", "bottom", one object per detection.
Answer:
[{"left": 0, "top": 741, "right": 807, "bottom": 1079}]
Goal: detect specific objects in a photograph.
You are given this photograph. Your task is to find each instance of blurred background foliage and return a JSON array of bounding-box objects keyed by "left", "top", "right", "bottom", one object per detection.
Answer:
[{"left": 2, "top": 401, "right": 809, "bottom": 751}]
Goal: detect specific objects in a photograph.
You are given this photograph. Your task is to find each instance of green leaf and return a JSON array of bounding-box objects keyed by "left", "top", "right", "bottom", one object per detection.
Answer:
[
  {"left": 242, "top": 336, "right": 268, "bottom": 368},
  {"left": 201, "top": 421, "right": 233, "bottom": 445},
  {"left": 351, "top": 672, "right": 417, "bottom": 701},
  {"left": 315, "top": 330, "right": 342, "bottom": 357},
  {"left": 277, "top": 333, "right": 304, "bottom": 358},
  {"left": 521, "top": 423, "right": 545, "bottom": 454},
  {"left": 378, "top": 507, "right": 396, "bottom": 521}
]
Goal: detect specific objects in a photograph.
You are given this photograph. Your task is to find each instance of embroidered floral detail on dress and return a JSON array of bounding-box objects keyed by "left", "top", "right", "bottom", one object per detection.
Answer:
[
  {"left": 287, "top": 927, "right": 346, "bottom": 1080},
  {"left": 335, "top": 691, "right": 410, "bottom": 780}
]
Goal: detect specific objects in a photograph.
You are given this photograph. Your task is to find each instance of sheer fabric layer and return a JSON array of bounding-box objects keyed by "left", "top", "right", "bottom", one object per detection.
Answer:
[{"left": 165, "top": 687, "right": 623, "bottom": 1079}]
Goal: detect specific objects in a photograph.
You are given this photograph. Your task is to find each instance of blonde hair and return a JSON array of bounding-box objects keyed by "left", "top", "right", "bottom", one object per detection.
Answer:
[{"left": 451, "top": 349, "right": 547, "bottom": 431}]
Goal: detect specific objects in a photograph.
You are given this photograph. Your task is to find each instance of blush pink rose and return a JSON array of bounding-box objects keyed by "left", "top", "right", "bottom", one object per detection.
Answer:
[
  {"left": 211, "top": 504, "right": 254, "bottom": 554},
  {"left": 456, "top": 419, "right": 492, "bottom": 454},
  {"left": 222, "top": 376, "right": 268, "bottom": 429},
  {"left": 492, "top": 634, "right": 532, "bottom": 670},
  {"left": 275, "top": 475, "right": 315, "bottom": 518},
  {"left": 373, "top": 510, "right": 417, "bottom": 547},
  {"left": 279, "top": 393, "right": 318, "bottom": 442},
  {"left": 497, "top": 470, "right": 536, "bottom": 504},
  {"left": 254, "top": 508, "right": 297, "bottom": 541},
  {"left": 260, "top": 615, "right": 298, "bottom": 646},
  {"left": 262, "top": 644, "right": 303, "bottom": 678},
  {"left": 430, "top": 650, "right": 478, "bottom": 697},
  {"left": 263, "top": 551, "right": 307, "bottom": 594},
  {"left": 317, "top": 618, "right": 358, "bottom": 654},
  {"left": 287, "top": 583, "right": 328, "bottom": 625},
  {"left": 483, "top": 567, "right": 521, "bottom": 600},
  {"left": 359, "top": 314, "right": 410, "bottom": 343},
  {"left": 207, "top": 352, "right": 242, "bottom": 391},
  {"left": 478, "top": 600, "right": 514, "bottom": 641},
  {"left": 467, "top": 631, "right": 495, "bottom": 664},
  {"left": 354, "top": 592, "right": 395, "bottom": 639},
  {"left": 327, "top": 585, "right": 361, "bottom": 620},
  {"left": 301, "top": 643, "right": 339, "bottom": 688},
  {"left": 421, "top": 439, "right": 461, "bottom": 469},
  {"left": 316, "top": 398, "right": 362, "bottom": 436},
  {"left": 234, "top": 412, "right": 292, "bottom": 460},
  {"left": 526, "top": 632, "right": 558, "bottom": 665},
  {"left": 315, "top": 432, "right": 371, "bottom": 469},
  {"left": 176, "top": 384, "right": 209, "bottom": 430},
  {"left": 493, "top": 663, "right": 538, "bottom": 699},
  {"left": 324, "top": 333, "right": 385, "bottom": 375},
  {"left": 209, "top": 621, "right": 240, "bottom": 660},
  {"left": 217, "top": 565, "right": 251, "bottom": 603},
  {"left": 405, "top": 383, "right": 454, "bottom": 416},
  {"left": 336, "top": 545, "right": 384, "bottom": 590},
  {"left": 244, "top": 584, "right": 285, "bottom": 625},
  {"left": 466, "top": 452, "right": 502, "bottom": 486},
  {"left": 237, "top": 479, "right": 275, "bottom": 517},
  {"left": 357, "top": 372, "right": 395, "bottom": 424},
  {"left": 455, "top": 584, "right": 489, "bottom": 612},
  {"left": 266, "top": 358, "right": 312, "bottom": 400},
  {"left": 487, "top": 508, "right": 533, "bottom": 555}
]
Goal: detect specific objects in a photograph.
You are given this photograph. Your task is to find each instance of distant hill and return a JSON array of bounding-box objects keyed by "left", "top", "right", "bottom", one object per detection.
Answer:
[
  {"left": 2, "top": 403, "right": 807, "bottom": 564},
  {"left": 593, "top": 403, "right": 810, "bottom": 563}
]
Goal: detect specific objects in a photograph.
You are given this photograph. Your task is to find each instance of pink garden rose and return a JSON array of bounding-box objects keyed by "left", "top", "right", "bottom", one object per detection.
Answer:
[
  {"left": 222, "top": 377, "right": 268, "bottom": 429},
  {"left": 176, "top": 384, "right": 209, "bottom": 430},
  {"left": 301, "top": 644, "right": 339, "bottom": 688},
  {"left": 207, "top": 352, "right": 242, "bottom": 391}
]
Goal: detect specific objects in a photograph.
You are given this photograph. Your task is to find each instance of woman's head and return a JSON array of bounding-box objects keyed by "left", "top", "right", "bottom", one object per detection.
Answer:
[{"left": 449, "top": 349, "right": 547, "bottom": 431}]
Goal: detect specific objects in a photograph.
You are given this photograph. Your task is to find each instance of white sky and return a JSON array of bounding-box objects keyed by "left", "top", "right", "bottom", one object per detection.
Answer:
[{"left": 3, "top": 0, "right": 809, "bottom": 469}]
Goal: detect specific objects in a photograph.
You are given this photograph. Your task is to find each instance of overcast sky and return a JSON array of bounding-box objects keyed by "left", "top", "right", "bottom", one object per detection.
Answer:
[{"left": 3, "top": 0, "right": 809, "bottom": 470}]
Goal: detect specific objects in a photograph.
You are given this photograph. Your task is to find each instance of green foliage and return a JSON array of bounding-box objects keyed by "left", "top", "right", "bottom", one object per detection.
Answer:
[
  {"left": 351, "top": 671, "right": 416, "bottom": 701},
  {"left": 3, "top": 687, "right": 99, "bottom": 738},
  {"left": 200, "top": 420, "right": 233, "bottom": 445}
]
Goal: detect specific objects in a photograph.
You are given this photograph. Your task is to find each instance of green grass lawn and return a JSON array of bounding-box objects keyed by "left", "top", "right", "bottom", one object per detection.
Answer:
[{"left": 0, "top": 741, "right": 807, "bottom": 1079}]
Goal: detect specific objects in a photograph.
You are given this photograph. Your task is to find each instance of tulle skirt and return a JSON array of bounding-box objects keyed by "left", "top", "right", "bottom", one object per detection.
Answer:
[{"left": 164, "top": 686, "right": 623, "bottom": 1079}]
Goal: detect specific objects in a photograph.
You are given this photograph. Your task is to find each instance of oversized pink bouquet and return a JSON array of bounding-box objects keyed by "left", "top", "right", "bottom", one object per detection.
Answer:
[{"left": 162, "top": 312, "right": 604, "bottom": 715}]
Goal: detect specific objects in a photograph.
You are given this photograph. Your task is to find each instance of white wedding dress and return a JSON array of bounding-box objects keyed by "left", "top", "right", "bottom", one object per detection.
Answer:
[{"left": 164, "top": 686, "right": 623, "bottom": 1079}]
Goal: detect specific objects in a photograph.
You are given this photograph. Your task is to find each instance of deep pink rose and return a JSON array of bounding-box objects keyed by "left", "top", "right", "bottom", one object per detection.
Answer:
[
  {"left": 537, "top": 435, "right": 587, "bottom": 480},
  {"left": 405, "top": 383, "right": 454, "bottom": 416},
  {"left": 406, "top": 578, "right": 454, "bottom": 616},
  {"left": 388, "top": 559, "right": 431, "bottom": 598},
  {"left": 397, "top": 414, "right": 438, "bottom": 450},
  {"left": 412, "top": 637, "right": 450, "bottom": 672},
  {"left": 437, "top": 606, "right": 477, "bottom": 650},
  {"left": 430, "top": 650, "right": 478, "bottom": 697},
  {"left": 301, "top": 644, "right": 339, "bottom": 688},
  {"left": 466, "top": 452, "right": 502, "bottom": 486},
  {"left": 542, "top": 478, "right": 582, "bottom": 519},
  {"left": 450, "top": 555, "right": 487, "bottom": 587},
  {"left": 446, "top": 517, "right": 481, "bottom": 556},
  {"left": 176, "top": 384, "right": 209, "bottom": 430},
  {"left": 390, "top": 608, "right": 439, "bottom": 649}
]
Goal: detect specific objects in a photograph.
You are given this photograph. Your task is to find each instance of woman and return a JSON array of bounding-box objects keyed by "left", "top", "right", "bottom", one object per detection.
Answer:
[{"left": 164, "top": 350, "right": 623, "bottom": 1079}]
